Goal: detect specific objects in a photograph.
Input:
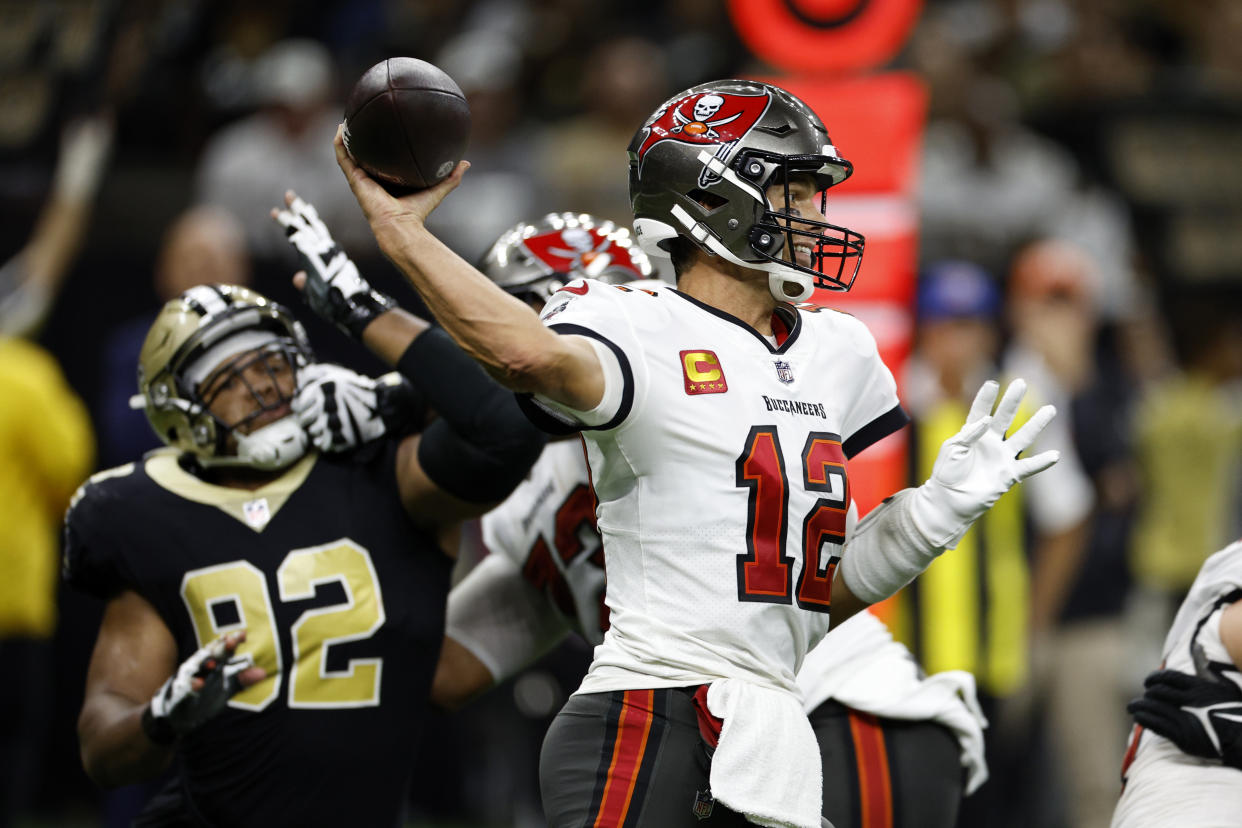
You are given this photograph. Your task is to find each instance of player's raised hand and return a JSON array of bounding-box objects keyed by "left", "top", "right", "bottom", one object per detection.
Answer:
[
  {"left": 909, "top": 378, "right": 1059, "bottom": 548},
  {"left": 272, "top": 190, "right": 395, "bottom": 339},
  {"left": 333, "top": 125, "right": 468, "bottom": 229},
  {"left": 142, "top": 631, "right": 265, "bottom": 745}
]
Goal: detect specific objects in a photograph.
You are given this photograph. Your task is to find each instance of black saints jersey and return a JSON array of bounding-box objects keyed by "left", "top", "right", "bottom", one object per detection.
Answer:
[{"left": 64, "top": 444, "right": 452, "bottom": 828}]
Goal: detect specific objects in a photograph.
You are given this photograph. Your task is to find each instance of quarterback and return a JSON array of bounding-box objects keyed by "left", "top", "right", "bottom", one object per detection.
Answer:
[
  {"left": 413, "top": 213, "right": 984, "bottom": 828},
  {"left": 64, "top": 282, "right": 543, "bottom": 826},
  {"left": 331, "top": 79, "right": 1057, "bottom": 828}
]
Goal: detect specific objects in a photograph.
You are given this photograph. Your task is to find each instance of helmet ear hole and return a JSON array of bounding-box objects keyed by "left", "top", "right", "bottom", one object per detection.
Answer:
[{"left": 687, "top": 188, "right": 728, "bottom": 212}]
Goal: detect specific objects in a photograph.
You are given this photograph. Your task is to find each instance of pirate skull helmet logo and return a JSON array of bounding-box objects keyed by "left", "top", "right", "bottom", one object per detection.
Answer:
[
  {"left": 672, "top": 93, "right": 744, "bottom": 139},
  {"left": 694, "top": 94, "right": 724, "bottom": 122},
  {"left": 559, "top": 227, "right": 595, "bottom": 254},
  {"left": 479, "top": 212, "right": 654, "bottom": 304}
]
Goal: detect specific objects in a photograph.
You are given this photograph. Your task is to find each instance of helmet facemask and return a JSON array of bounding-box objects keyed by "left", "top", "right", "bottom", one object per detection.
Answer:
[
  {"left": 739, "top": 150, "right": 865, "bottom": 301},
  {"left": 191, "top": 341, "right": 308, "bottom": 470},
  {"left": 139, "top": 284, "right": 314, "bottom": 471},
  {"left": 507, "top": 275, "right": 575, "bottom": 309}
]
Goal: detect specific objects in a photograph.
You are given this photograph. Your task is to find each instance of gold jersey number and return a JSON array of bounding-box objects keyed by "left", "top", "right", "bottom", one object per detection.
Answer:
[{"left": 180, "top": 540, "right": 385, "bottom": 711}]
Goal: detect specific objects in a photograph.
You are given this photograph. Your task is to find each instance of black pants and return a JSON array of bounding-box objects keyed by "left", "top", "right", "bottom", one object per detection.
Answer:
[
  {"left": 540, "top": 689, "right": 964, "bottom": 828},
  {"left": 812, "top": 700, "right": 963, "bottom": 828},
  {"left": 540, "top": 688, "right": 751, "bottom": 827}
]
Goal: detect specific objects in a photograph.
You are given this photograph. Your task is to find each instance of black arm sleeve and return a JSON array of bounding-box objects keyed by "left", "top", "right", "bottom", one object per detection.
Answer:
[
  {"left": 396, "top": 328, "right": 547, "bottom": 502},
  {"left": 374, "top": 371, "right": 428, "bottom": 438}
]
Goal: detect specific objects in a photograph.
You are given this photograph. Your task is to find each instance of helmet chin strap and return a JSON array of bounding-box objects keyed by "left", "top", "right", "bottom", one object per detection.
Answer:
[
  {"left": 668, "top": 203, "right": 818, "bottom": 304},
  {"left": 201, "top": 416, "right": 309, "bottom": 471},
  {"left": 767, "top": 272, "right": 816, "bottom": 304}
]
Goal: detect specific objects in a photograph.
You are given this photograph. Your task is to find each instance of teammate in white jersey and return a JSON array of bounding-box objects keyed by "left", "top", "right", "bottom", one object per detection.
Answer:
[
  {"left": 1112, "top": 539, "right": 1242, "bottom": 828},
  {"left": 328, "top": 78, "right": 1057, "bottom": 828}
]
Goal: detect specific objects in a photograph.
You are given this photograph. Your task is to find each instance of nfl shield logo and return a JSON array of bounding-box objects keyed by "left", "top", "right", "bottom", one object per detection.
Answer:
[
  {"left": 774, "top": 359, "right": 794, "bottom": 385},
  {"left": 692, "top": 790, "right": 715, "bottom": 820},
  {"left": 243, "top": 497, "right": 271, "bottom": 530}
]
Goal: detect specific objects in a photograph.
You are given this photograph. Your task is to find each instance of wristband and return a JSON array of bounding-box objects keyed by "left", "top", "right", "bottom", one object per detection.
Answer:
[
  {"left": 141, "top": 704, "right": 177, "bottom": 746},
  {"left": 339, "top": 288, "right": 396, "bottom": 339}
]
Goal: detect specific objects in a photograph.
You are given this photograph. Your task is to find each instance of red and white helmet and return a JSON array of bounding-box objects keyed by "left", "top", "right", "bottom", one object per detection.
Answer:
[
  {"left": 480, "top": 212, "right": 655, "bottom": 304},
  {"left": 628, "top": 79, "right": 863, "bottom": 302}
]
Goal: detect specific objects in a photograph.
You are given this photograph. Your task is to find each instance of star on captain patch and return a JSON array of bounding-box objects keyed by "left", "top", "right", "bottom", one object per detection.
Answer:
[
  {"left": 243, "top": 497, "right": 271, "bottom": 530},
  {"left": 774, "top": 359, "right": 794, "bottom": 385}
]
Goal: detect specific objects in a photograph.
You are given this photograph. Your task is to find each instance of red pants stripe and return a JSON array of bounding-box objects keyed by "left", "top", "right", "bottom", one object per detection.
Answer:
[
  {"left": 591, "top": 689, "right": 658, "bottom": 827},
  {"left": 849, "top": 710, "right": 894, "bottom": 828}
]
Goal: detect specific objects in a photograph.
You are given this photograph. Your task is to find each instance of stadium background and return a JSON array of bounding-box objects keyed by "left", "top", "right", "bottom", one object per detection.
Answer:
[{"left": 2, "top": 0, "right": 1240, "bottom": 825}]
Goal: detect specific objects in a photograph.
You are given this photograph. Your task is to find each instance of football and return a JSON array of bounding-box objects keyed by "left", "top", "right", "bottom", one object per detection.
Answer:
[{"left": 342, "top": 57, "right": 471, "bottom": 193}]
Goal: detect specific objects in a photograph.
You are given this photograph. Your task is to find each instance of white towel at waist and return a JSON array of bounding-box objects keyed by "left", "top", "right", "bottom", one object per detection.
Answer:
[
  {"left": 706, "top": 679, "right": 822, "bottom": 828},
  {"left": 825, "top": 660, "right": 989, "bottom": 795}
]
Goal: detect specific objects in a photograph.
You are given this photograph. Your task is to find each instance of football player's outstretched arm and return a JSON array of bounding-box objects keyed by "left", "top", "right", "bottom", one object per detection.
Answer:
[
  {"left": 275, "top": 197, "right": 547, "bottom": 527},
  {"left": 432, "top": 552, "right": 576, "bottom": 710},
  {"left": 78, "top": 591, "right": 265, "bottom": 787},
  {"left": 431, "top": 637, "right": 497, "bottom": 711},
  {"left": 361, "top": 308, "right": 549, "bottom": 526},
  {"left": 329, "top": 126, "right": 604, "bottom": 411}
]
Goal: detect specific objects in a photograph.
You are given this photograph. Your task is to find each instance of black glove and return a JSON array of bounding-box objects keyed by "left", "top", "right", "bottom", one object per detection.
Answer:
[
  {"left": 142, "top": 632, "right": 257, "bottom": 745},
  {"left": 1128, "top": 667, "right": 1242, "bottom": 769},
  {"left": 274, "top": 194, "right": 395, "bottom": 339}
]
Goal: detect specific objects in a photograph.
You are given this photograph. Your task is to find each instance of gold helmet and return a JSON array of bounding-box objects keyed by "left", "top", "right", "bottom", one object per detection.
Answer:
[{"left": 138, "top": 284, "right": 313, "bottom": 468}]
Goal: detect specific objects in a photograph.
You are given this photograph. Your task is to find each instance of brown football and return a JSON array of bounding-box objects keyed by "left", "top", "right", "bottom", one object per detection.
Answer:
[{"left": 342, "top": 57, "right": 471, "bottom": 193}]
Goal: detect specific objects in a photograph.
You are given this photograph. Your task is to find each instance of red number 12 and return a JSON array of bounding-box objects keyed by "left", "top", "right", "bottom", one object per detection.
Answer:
[{"left": 735, "top": 427, "right": 848, "bottom": 613}]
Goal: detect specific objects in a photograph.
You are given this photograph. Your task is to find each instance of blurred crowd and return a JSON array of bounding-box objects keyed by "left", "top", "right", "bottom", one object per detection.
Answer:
[{"left": 1, "top": 0, "right": 1240, "bottom": 826}]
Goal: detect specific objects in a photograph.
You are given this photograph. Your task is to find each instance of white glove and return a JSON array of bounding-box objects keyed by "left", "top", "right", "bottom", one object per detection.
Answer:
[
  {"left": 294, "top": 364, "right": 421, "bottom": 453},
  {"left": 273, "top": 193, "right": 394, "bottom": 338},
  {"left": 909, "top": 378, "right": 1059, "bottom": 549},
  {"left": 293, "top": 363, "right": 389, "bottom": 452},
  {"left": 142, "top": 631, "right": 255, "bottom": 745}
]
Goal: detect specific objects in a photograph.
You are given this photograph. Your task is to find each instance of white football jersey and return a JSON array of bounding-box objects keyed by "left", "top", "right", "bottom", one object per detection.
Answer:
[
  {"left": 1112, "top": 541, "right": 1242, "bottom": 828},
  {"left": 526, "top": 279, "right": 906, "bottom": 695},
  {"left": 444, "top": 438, "right": 608, "bottom": 683},
  {"left": 447, "top": 425, "right": 986, "bottom": 789},
  {"left": 480, "top": 437, "right": 609, "bottom": 644}
]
